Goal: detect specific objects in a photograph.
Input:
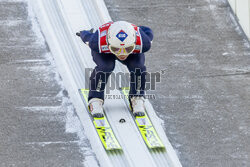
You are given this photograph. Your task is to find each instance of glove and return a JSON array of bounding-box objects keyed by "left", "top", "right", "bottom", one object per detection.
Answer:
[
  {"left": 76, "top": 28, "right": 94, "bottom": 37},
  {"left": 76, "top": 32, "right": 80, "bottom": 36}
]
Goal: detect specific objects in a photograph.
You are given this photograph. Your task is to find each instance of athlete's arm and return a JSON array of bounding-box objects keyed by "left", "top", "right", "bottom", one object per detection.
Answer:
[
  {"left": 139, "top": 26, "right": 153, "bottom": 53},
  {"left": 79, "top": 30, "right": 99, "bottom": 52}
]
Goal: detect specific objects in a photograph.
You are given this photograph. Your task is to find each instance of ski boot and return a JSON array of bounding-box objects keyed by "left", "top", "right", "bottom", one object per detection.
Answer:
[
  {"left": 88, "top": 98, "right": 104, "bottom": 118},
  {"left": 130, "top": 96, "right": 146, "bottom": 117}
]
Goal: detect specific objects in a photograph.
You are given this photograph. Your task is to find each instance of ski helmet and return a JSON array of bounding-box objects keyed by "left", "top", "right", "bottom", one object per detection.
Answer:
[{"left": 107, "top": 21, "right": 136, "bottom": 56}]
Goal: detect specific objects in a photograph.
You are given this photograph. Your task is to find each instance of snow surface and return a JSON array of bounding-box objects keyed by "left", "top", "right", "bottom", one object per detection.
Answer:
[
  {"left": 24, "top": 0, "right": 99, "bottom": 166},
  {"left": 27, "top": 0, "right": 182, "bottom": 166}
]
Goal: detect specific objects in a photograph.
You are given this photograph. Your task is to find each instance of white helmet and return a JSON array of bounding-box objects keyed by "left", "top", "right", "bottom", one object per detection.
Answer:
[{"left": 107, "top": 21, "right": 136, "bottom": 56}]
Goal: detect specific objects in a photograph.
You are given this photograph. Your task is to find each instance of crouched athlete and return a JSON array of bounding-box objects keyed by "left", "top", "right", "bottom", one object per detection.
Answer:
[{"left": 76, "top": 21, "right": 153, "bottom": 118}]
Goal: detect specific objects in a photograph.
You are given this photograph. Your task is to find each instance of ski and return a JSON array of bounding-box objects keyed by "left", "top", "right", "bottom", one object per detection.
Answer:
[
  {"left": 120, "top": 87, "right": 165, "bottom": 149},
  {"left": 79, "top": 89, "right": 122, "bottom": 151}
]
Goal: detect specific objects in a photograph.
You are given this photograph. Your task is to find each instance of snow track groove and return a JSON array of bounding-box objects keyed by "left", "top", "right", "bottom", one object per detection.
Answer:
[{"left": 30, "top": 0, "right": 182, "bottom": 166}]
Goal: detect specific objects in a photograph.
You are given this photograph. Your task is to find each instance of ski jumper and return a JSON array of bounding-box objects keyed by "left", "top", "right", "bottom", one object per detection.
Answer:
[{"left": 80, "top": 22, "right": 153, "bottom": 101}]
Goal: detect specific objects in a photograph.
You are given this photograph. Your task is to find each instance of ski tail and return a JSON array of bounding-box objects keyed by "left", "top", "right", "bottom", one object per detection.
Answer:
[
  {"left": 119, "top": 87, "right": 165, "bottom": 149},
  {"left": 79, "top": 89, "right": 122, "bottom": 150}
]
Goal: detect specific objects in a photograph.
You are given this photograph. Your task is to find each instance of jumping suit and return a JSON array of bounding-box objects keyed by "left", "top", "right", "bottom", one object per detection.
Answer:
[{"left": 79, "top": 22, "right": 153, "bottom": 101}]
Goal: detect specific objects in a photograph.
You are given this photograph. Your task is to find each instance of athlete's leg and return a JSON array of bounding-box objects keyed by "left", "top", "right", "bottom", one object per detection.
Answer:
[
  {"left": 122, "top": 53, "right": 146, "bottom": 98},
  {"left": 88, "top": 51, "right": 116, "bottom": 101}
]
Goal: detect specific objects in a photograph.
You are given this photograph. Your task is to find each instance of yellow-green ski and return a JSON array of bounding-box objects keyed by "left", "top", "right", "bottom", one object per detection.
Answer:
[
  {"left": 120, "top": 87, "right": 165, "bottom": 149},
  {"left": 79, "top": 89, "right": 121, "bottom": 150}
]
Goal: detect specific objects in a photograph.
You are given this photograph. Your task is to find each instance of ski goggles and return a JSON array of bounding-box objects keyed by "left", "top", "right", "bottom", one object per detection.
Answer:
[{"left": 109, "top": 44, "right": 135, "bottom": 56}]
